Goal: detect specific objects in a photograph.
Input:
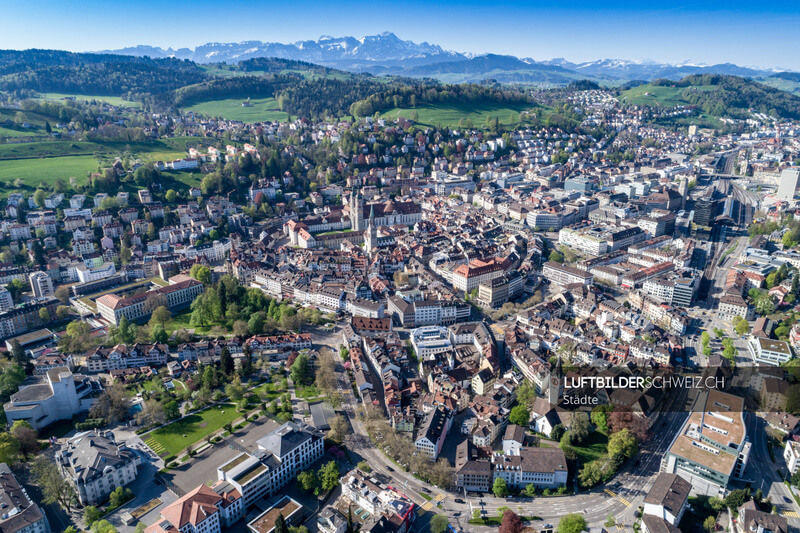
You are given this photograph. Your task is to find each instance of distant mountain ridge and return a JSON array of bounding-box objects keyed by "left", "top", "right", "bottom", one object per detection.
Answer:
[{"left": 99, "top": 32, "right": 796, "bottom": 84}]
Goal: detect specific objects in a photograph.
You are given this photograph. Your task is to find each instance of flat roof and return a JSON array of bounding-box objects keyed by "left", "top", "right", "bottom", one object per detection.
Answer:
[{"left": 247, "top": 496, "right": 303, "bottom": 533}]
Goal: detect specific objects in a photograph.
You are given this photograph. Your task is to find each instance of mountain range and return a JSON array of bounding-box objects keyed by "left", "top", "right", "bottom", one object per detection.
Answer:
[{"left": 100, "top": 32, "right": 794, "bottom": 85}]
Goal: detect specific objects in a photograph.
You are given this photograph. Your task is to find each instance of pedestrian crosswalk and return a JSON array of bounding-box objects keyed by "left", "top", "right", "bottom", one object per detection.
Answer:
[
  {"left": 604, "top": 489, "right": 632, "bottom": 507},
  {"left": 434, "top": 493, "right": 446, "bottom": 503},
  {"left": 781, "top": 508, "right": 799, "bottom": 518},
  {"left": 420, "top": 501, "right": 434, "bottom": 512}
]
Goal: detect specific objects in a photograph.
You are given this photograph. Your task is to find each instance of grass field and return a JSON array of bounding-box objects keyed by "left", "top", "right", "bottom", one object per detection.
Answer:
[
  {"left": 564, "top": 431, "right": 608, "bottom": 463},
  {"left": 618, "top": 84, "right": 716, "bottom": 107},
  {"left": 144, "top": 403, "right": 239, "bottom": 457},
  {"left": 380, "top": 102, "right": 532, "bottom": 128},
  {"left": 0, "top": 155, "right": 98, "bottom": 187},
  {"left": 37, "top": 92, "right": 142, "bottom": 108},
  {"left": 0, "top": 108, "right": 56, "bottom": 138},
  {"left": 184, "top": 97, "right": 288, "bottom": 123}
]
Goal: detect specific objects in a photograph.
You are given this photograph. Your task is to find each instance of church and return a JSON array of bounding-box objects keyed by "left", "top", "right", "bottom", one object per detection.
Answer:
[{"left": 347, "top": 190, "right": 422, "bottom": 231}]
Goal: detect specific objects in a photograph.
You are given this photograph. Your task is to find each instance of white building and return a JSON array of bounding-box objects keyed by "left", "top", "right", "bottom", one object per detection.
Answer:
[
  {"left": 748, "top": 336, "right": 793, "bottom": 366},
  {"left": 216, "top": 422, "right": 324, "bottom": 509},
  {"left": 410, "top": 326, "right": 453, "bottom": 359},
  {"left": 56, "top": 431, "right": 139, "bottom": 505},
  {"left": 3, "top": 367, "right": 101, "bottom": 431},
  {"left": 29, "top": 272, "right": 53, "bottom": 298},
  {"left": 785, "top": 440, "right": 800, "bottom": 476},
  {"left": 0, "top": 463, "right": 51, "bottom": 533}
]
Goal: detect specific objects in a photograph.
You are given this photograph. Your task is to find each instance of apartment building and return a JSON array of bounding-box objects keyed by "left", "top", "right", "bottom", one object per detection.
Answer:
[
  {"left": 451, "top": 258, "right": 505, "bottom": 292},
  {"left": 414, "top": 407, "right": 452, "bottom": 460},
  {"left": 29, "top": 272, "right": 53, "bottom": 298},
  {"left": 642, "top": 473, "right": 691, "bottom": 528},
  {"left": 56, "top": 431, "right": 139, "bottom": 505},
  {"left": 0, "top": 463, "right": 51, "bottom": 533}
]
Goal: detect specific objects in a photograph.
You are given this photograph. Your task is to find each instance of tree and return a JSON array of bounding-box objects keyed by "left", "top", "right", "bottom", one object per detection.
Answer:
[
  {"left": 150, "top": 306, "right": 172, "bottom": 327},
  {"left": 33, "top": 189, "right": 46, "bottom": 208},
  {"left": 89, "top": 383, "right": 131, "bottom": 423},
  {"left": 56, "top": 305, "right": 70, "bottom": 320},
  {"left": 90, "top": 520, "right": 118, "bottom": 533},
  {"left": 328, "top": 414, "right": 348, "bottom": 442},
  {"left": 0, "top": 362, "right": 26, "bottom": 401},
  {"left": 11, "top": 420, "right": 39, "bottom": 457},
  {"left": 493, "top": 476, "right": 509, "bottom": 497},
  {"left": 290, "top": 353, "right": 310, "bottom": 385},
  {"left": 591, "top": 405, "right": 613, "bottom": 434},
  {"left": 430, "top": 515, "right": 450, "bottom": 533},
  {"left": 233, "top": 320, "right": 249, "bottom": 337},
  {"left": 608, "top": 429, "right": 638, "bottom": 459},
  {"left": 32, "top": 456, "right": 76, "bottom": 511},
  {"left": 708, "top": 497, "right": 726, "bottom": 512},
  {"left": 297, "top": 470, "right": 320, "bottom": 494},
  {"left": 38, "top": 307, "right": 51, "bottom": 323},
  {"left": 274, "top": 513, "right": 289, "bottom": 533},
  {"left": 724, "top": 488, "right": 751, "bottom": 510},
  {"left": 320, "top": 460, "right": 340, "bottom": 493},
  {"left": 60, "top": 320, "right": 94, "bottom": 353},
  {"left": 570, "top": 412, "right": 591, "bottom": 444},
  {"left": 164, "top": 400, "right": 180, "bottom": 420},
  {"left": 430, "top": 458, "right": 454, "bottom": 489},
  {"left": 0, "top": 432, "right": 20, "bottom": 464},
  {"left": 84, "top": 505, "right": 102, "bottom": 526},
  {"left": 9, "top": 340, "right": 25, "bottom": 367},
  {"left": 190, "top": 264, "right": 212, "bottom": 285},
  {"left": 220, "top": 347, "right": 234, "bottom": 377},
  {"left": 703, "top": 516, "right": 717, "bottom": 532},
  {"left": 55, "top": 285, "right": 71, "bottom": 303},
  {"left": 165, "top": 189, "right": 178, "bottom": 203},
  {"left": 549, "top": 250, "right": 564, "bottom": 263},
  {"left": 499, "top": 510, "right": 525, "bottom": 533},
  {"left": 225, "top": 376, "right": 246, "bottom": 401},
  {"left": 357, "top": 461, "right": 372, "bottom": 473},
  {"left": 135, "top": 399, "right": 166, "bottom": 427},
  {"left": 558, "top": 513, "right": 587, "bottom": 533},
  {"left": 608, "top": 406, "right": 649, "bottom": 441},
  {"left": 509, "top": 405, "right": 530, "bottom": 427}
]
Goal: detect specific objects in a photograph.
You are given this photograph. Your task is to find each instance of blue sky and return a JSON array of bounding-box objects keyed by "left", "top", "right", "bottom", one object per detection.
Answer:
[{"left": 3, "top": 0, "right": 800, "bottom": 69}]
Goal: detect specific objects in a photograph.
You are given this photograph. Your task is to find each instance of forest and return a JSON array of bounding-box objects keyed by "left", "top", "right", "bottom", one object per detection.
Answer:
[
  {"left": 0, "top": 49, "right": 208, "bottom": 96},
  {"left": 349, "top": 83, "right": 534, "bottom": 117},
  {"left": 653, "top": 74, "right": 800, "bottom": 119}
]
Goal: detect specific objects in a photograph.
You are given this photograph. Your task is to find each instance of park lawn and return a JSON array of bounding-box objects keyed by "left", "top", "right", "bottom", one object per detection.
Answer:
[
  {"left": 619, "top": 83, "right": 717, "bottom": 108},
  {"left": 37, "top": 92, "right": 142, "bottom": 108},
  {"left": 565, "top": 430, "right": 608, "bottom": 463},
  {"left": 145, "top": 403, "right": 239, "bottom": 457},
  {"left": 184, "top": 97, "right": 289, "bottom": 123},
  {"left": 380, "top": 102, "right": 532, "bottom": 128},
  {"left": 0, "top": 155, "right": 98, "bottom": 187}
]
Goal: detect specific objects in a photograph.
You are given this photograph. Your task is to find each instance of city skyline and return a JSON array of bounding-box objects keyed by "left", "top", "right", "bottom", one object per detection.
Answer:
[{"left": 2, "top": 0, "right": 800, "bottom": 70}]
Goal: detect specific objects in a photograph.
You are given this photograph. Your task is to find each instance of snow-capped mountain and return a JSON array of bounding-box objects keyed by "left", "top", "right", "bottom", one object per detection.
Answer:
[
  {"left": 99, "top": 33, "right": 794, "bottom": 83},
  {"left": 100, "top": 32, "right": 466, "bottom": 69}
]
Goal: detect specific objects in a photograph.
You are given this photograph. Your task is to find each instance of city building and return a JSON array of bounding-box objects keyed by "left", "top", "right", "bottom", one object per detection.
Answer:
[
  {"left": 96, "top": 277, "right": 203, "bottom": 325},
  {"left": 542, "top": 262, "right": 593, "bottom": 286},
  {"left": 145, "top": 483, "right": 243, "bottom": 533},
  {"left": 414, "top": 407, "right": 452, "bottom": 459},
  {"left": 784, "top": 440, "right": 800, "bottom": 476},
  {"left": 3, "top": 367, "right": 102, "bottom": 431},
  {"left": 734, "top": 501, "right": 787, "bottom": 533},
  {"left": 56, "top": 430, "right": 140, "bottom": 505},
  {"left": 777, "top": 168, "right": 800, "bottom": 201},
  {"left": 643, "top": 473, "right": 691, "bottom": 527},
  {"left": 0, "top": 463, "right": 51, "bottom": 533},
  {"left": 216, "top": 422, "right": 324, "bottom": 509},
  {"left": 661, "top": 390, "right": 751, "bottom": 496},
  {"left": 28, "top": 272, "right": 53, "bottom": 298},
  {"left": 747, "top": 337, "right": 793, "bottom": 366},
  {"left": 491, "top": 447, "right": 568, "bottom": 489}
]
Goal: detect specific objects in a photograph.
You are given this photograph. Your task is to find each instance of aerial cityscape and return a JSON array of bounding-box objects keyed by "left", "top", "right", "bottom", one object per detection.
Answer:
[{"left": 0, "top": 2, "right": 800, "bottom": 533}]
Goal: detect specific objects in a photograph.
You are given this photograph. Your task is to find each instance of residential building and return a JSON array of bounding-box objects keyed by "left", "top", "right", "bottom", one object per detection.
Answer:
[
  {"left": 29, "top": 272, "right": 53, "bottom": 298},
  {"left": 542, "top": 262, "right": 593, "bottom": 286},
  {"left": 0, "top": 463, "right": 51, "bottom": 533},
  {"left": 777, "top": 168, "right": 800, "bottom": 201},
  {"left": 734, "top": 501, "right": 787, "bottom": 533},
  {"left": 56, "top": 430, "right": 139, "bottom": 505},
  {"left": 784, "top": 440, "right": 800, "bottom": 476},
  {"left": 414, "top": 407, "right": 452, "bottom": 460},
  {"left": 643, "top": 473, "right": 691, "bottom": 526}
]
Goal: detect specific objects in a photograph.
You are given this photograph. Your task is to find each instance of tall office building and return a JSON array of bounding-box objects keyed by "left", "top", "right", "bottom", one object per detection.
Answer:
[
  {"left": 29, "top": 272, "right": 53, "bottom": 298},
  {"left": 777, "top": 169, "right": 800, "bottom": 201}
]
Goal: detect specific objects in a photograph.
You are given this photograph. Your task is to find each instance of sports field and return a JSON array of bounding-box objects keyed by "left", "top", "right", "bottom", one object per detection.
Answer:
[{"left": 0, "top": 155, "right": 98, "bottom": 186}]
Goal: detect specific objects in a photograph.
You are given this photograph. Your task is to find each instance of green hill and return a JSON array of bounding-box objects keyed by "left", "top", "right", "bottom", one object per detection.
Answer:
[{"left": 619, "top": 74, "right": 800, "bottom": 120}]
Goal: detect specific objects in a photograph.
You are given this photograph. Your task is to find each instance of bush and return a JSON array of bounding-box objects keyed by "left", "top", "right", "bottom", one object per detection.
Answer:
[
  {"left": 76, "top": 418, "right": 106, "bottom": 431},
  {"left": 168, "top": 461, "right": 178, "bottom": 468}
]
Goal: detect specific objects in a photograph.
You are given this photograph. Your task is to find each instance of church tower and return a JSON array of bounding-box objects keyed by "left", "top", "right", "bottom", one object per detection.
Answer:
[
  {"left": 351, "top": 190, "right": 365, "bottom": 232},
  {"left": 548, "top": 357, "right": 562, "bottom": 407},
  {"left": 365, "top": 204, "right": 377, "bottom": 254}
]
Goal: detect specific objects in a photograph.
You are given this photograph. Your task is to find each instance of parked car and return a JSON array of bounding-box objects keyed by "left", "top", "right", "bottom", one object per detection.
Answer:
[{"left": 454, "top": 498, "right": 465, "bottom": 504}]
